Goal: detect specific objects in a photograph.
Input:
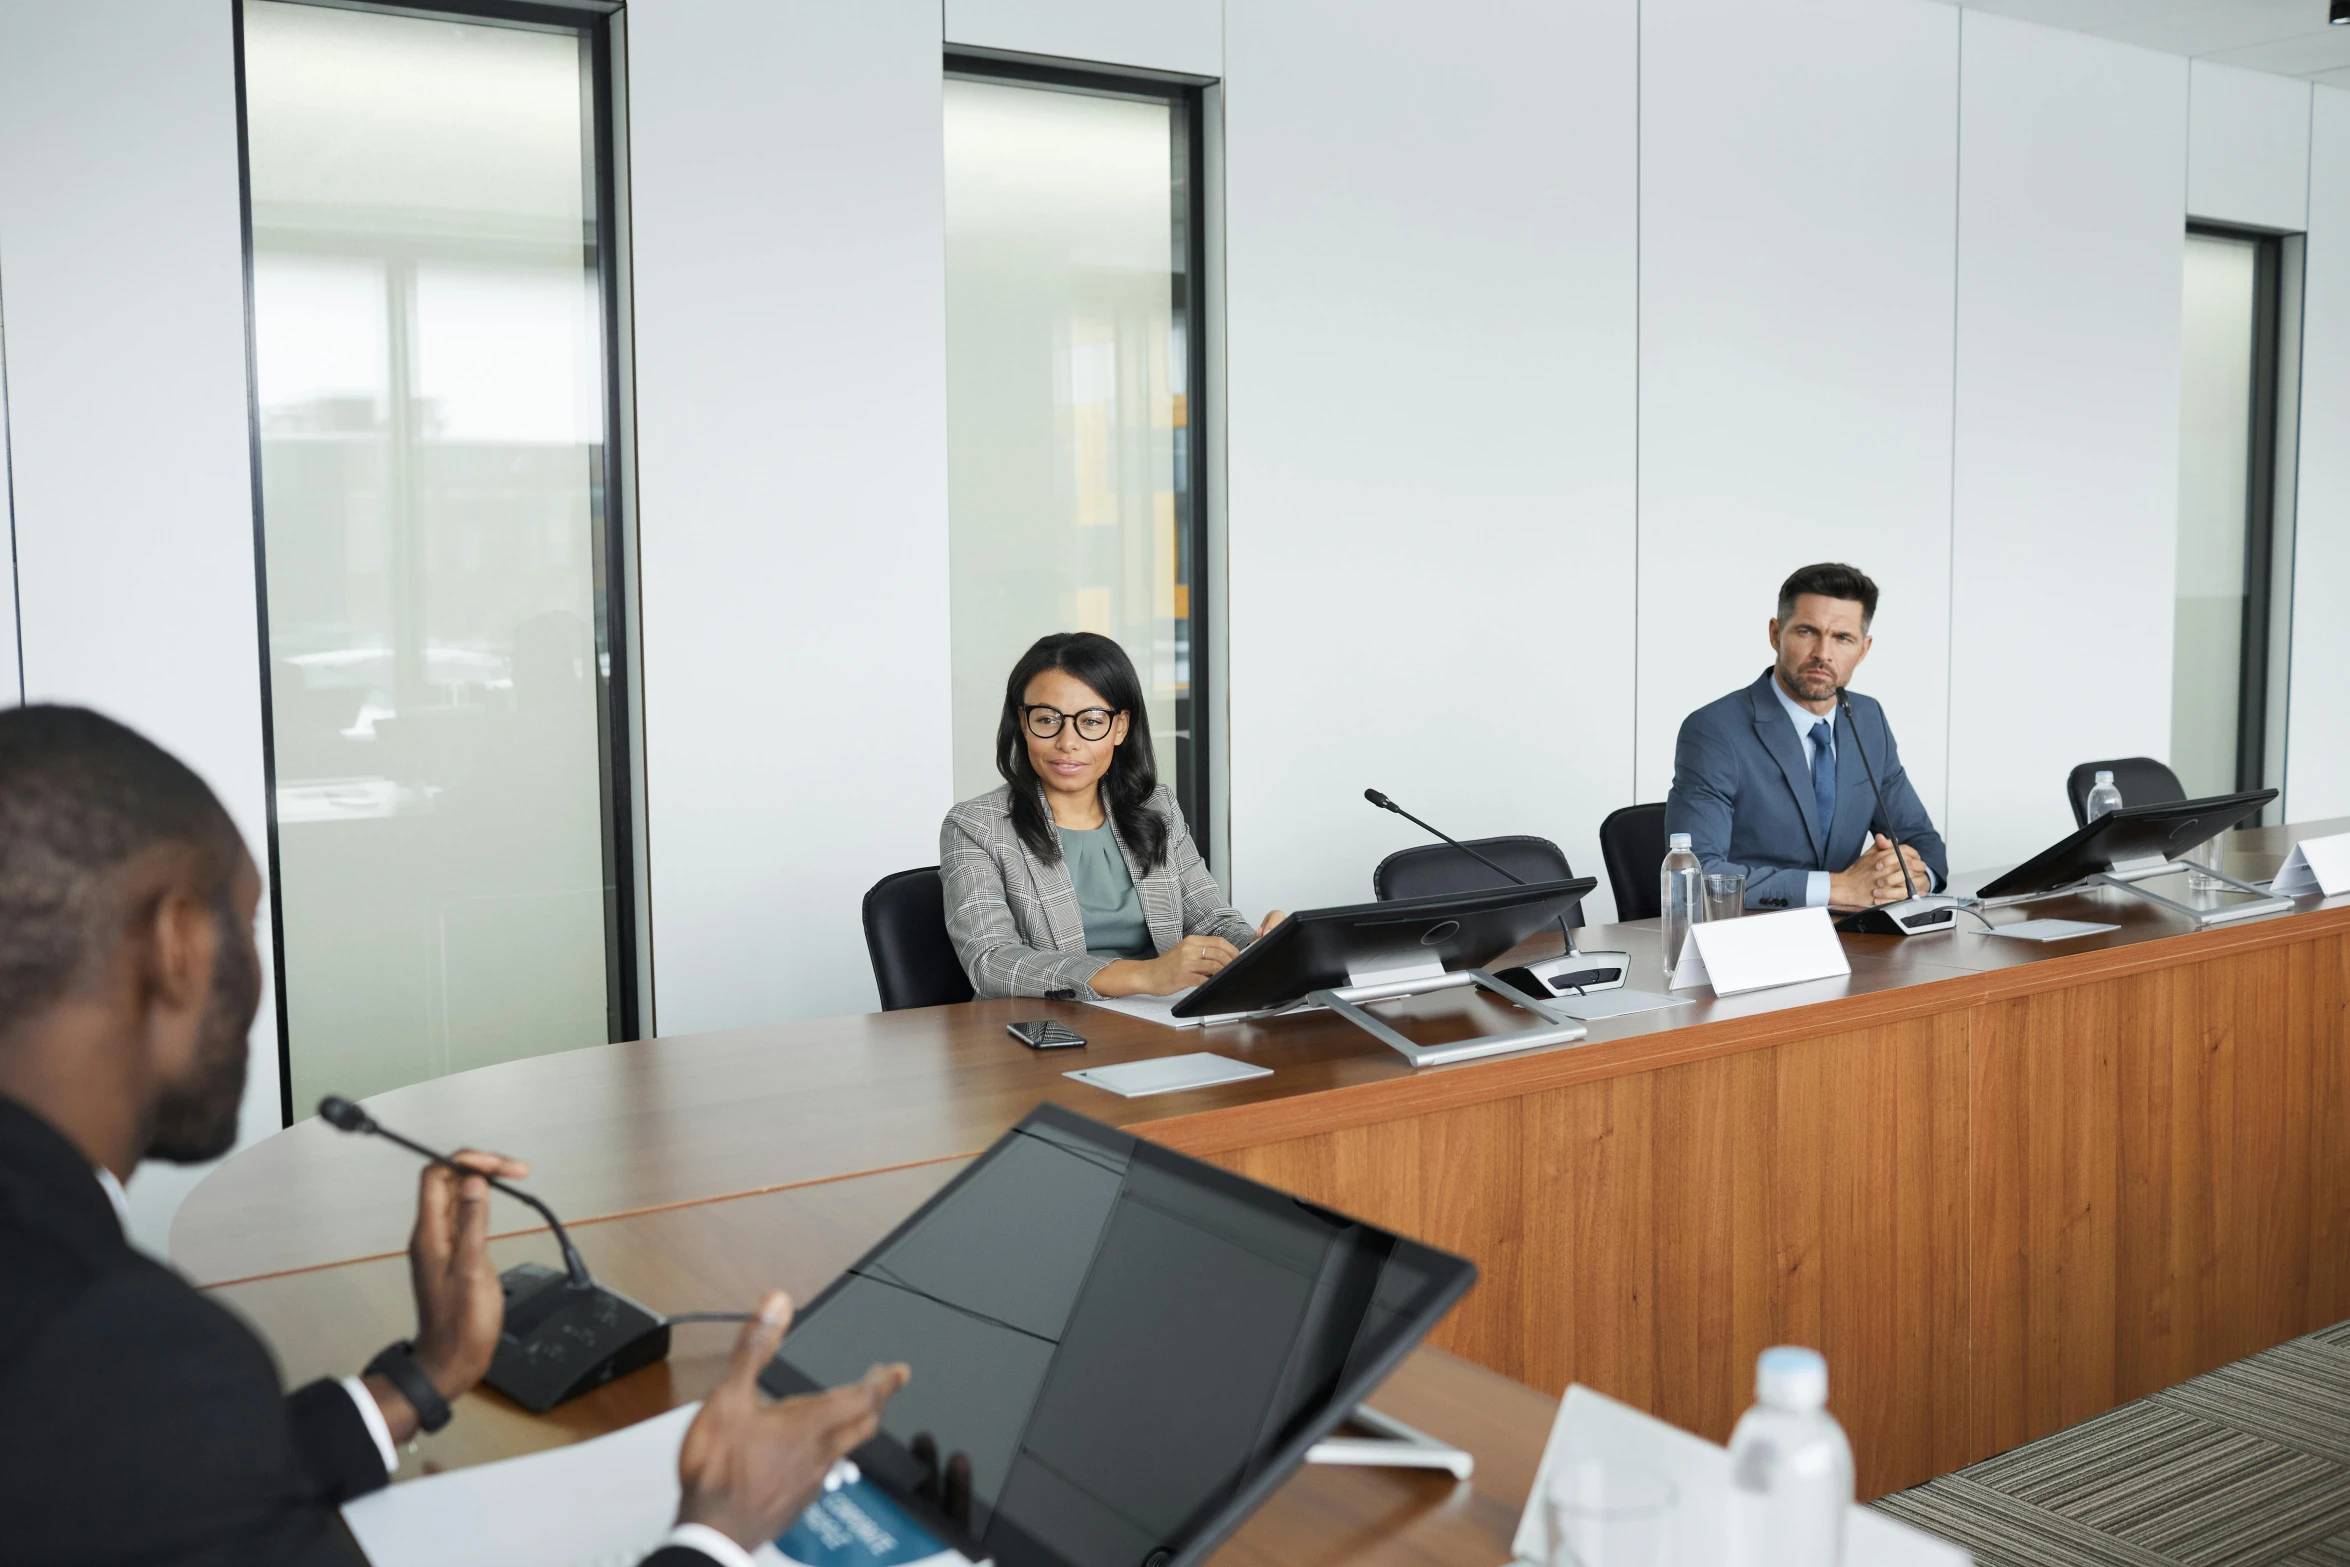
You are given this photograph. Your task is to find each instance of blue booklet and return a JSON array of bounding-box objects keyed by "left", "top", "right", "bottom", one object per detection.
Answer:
[{"left": 772, "top": 1476, "right": 963, "bottom": 1567}]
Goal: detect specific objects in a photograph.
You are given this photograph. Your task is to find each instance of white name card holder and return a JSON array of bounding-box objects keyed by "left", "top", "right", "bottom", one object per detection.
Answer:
[
  {"left": 1676, "top": 907, "right": 1851, "bottom": 998},
  {"left": 2273, "top": 830, "right": 2350, "bottom": 898}
]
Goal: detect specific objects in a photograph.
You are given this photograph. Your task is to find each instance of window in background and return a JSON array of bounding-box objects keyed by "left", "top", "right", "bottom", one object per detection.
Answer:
[
  {"left": 2172, "top": 227, "right": 2287, "bottom": 803},
  {"left": 943, "top": 63, "right": 1211, "bottom": 850},
  {"left": 242, "top": 0, "right": 633, "bottom": 1115}
]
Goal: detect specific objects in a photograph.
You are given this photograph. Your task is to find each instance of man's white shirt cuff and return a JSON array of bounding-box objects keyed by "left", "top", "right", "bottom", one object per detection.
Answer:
[
  {"left": 662, "top": 1522, "right": 760, "bottom": 1567},
  {"left": 341, "top": 1375, "right": 401, "bottom": 1477},
  {"left": 1805, "top": 871, "right": 1830, "bottom": 907}
]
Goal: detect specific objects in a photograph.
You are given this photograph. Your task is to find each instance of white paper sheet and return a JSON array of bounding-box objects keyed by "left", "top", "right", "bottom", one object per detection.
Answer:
[
  {"left": 1064, "top": 1052, "right": 1271, "bottom": 1098},
  {"left": 1081, "top": 990, "right": 1299, "bottom": 1030},
  {"left": 1683, "top": 907, "right": 1850, "bottom": 997},
  {"left": 343, "top": 1404, "right": 695, "bottom": 1567},
  {"left": 2272, "top": 830, "right": 2350, "bottom": 898},
  {"left": 1081, "top": 991, "right": 1207, "bottom": 1028},
  {"left": 342, "top": 1406, "right": 971, "bottom": 1567},
  {"left": 1982, "top": 918, "right": 2119, "bottom": 942},
  {"left": 1508, "top": 1384, "right": 1966, "bottom": 1567},
  {"left": 1545, "top": 987, "right": 1694, "bottom": 1020}
]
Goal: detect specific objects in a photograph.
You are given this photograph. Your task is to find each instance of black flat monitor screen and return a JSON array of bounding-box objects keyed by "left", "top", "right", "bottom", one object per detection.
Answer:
[
  {"left": 1977, "top": 789, "right": 2276, "bottom": 900},
  {"left": 1169, "top": 877, "right": 1594, "bottom": 1019},
  {"left": 758, "top": 1105, "right": 1476, "bottom": 1567}
]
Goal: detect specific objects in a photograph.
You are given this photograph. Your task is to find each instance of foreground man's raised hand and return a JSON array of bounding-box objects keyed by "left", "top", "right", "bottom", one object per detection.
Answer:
[{"left": 677, "top": 1291, "right": 912, "bottom": 1551}]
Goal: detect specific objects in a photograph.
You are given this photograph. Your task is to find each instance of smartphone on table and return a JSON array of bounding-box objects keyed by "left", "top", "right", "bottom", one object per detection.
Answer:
[{"left": 1007, "top": 1019, "right": 1086, "bottom": 1050}]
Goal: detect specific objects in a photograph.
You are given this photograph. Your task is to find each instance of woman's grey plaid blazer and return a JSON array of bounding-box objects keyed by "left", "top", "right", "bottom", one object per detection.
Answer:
[{"left": 940, "top": 783, "right": 1255, "bottom": 999}]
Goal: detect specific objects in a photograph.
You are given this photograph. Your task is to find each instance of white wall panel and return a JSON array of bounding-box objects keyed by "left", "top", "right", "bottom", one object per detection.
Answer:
[
  {"left": 0, "top": 0, "right": 280, "bottom": 1256},
  {"left": 1223, "top": 0, "right": 1638, "bottom": 918},
  {"left": 627, "top": 0, "right": 952, "bottom": 1031},
  {"left": 2187, "top": 60, "right": 2312, "bottom": 233},
  {"left": 945, "top": 0, "right": 1219, "bottom": 78},
  {"left": 1635, "top": 0, "right": 1959, "bottom": 830},
  {"left": 2286, "top": 86, "right": 2350, "bottom": 820},
  {"left": 1948, "top": 15, "right": 2187, "bottom": 870}
]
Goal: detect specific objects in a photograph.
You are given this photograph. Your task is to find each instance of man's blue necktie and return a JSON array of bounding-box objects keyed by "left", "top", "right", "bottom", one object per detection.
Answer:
[{"left": 1809, "top": 718, "right": 1837, "bottom": 861}]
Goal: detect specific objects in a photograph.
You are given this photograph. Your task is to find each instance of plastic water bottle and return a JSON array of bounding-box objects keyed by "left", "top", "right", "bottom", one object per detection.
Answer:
[
  {"left": 1661, "top": 832, "right": 1703, "bottom": 976},
  {"left": 1727, "top": 1347, "right": 1853, "bottom": 1567},
  {"left": 2086, "top": 770, "right": 2124, "bottom": 821}
]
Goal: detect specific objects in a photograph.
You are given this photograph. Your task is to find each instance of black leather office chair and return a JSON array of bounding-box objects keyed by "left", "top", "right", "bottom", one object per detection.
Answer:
[
  {"left": 2065, "top": 757, "right": 2186, "bottom": 828},
  {"left": 1371, "top": 835, "right": 1584, "bottom": 927},
  {"left": 1598, "top": 803, "right": 1670, "bottom": 922},
  {"left": 861, "top": 867, "right": 975, "bottom": 1012}
]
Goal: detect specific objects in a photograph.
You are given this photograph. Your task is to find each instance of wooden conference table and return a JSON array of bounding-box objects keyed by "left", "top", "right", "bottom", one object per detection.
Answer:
[{"left": 182, "top": 819, "right": 2350, "bottom": 1542}]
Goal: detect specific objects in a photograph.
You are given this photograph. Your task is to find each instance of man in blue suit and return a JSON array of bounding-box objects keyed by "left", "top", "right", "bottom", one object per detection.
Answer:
[{"left": 1666, "top": 562, "right": 1946, "bottom": 911}]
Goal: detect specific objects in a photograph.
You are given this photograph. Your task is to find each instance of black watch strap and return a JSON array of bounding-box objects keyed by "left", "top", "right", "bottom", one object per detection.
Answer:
[{"left": 364, "top": 1341, "right": 452, "bottom": 1434}]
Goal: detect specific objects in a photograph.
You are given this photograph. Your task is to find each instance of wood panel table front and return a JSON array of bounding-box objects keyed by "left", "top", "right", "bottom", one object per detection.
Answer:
[{"left": 186, "top": 819, "right": 2350, "bottom": 1503}]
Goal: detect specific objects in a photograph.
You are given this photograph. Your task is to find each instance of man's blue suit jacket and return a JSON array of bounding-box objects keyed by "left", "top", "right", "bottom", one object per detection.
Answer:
[{"left": 1664, "top": 669, "right": 1947, "bottom": 911}]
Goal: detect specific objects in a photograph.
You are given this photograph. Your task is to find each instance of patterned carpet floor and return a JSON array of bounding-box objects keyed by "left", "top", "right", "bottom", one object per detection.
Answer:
[{"left": 1874, "top": 1320, "right": 2350, "bottom": 1567}]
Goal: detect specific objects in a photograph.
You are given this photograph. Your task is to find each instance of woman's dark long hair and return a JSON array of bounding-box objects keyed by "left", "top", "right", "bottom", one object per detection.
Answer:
[{"left": 996, "top": 632, "right": 1168, "bottom": 871}]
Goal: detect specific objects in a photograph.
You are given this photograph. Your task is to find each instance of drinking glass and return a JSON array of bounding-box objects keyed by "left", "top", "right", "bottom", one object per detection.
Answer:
[
  {"left": 1544, "top": 1459, "right": 1676, "bottom": 1567},
  {"left": 2180, "top": 836, "right": 2227, "bottom": 893},
  {"left": 1702, "top": 872, "right": 1745, "bottom": 923}
]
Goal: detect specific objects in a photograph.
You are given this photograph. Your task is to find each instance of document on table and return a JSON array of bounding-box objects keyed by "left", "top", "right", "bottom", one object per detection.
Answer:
[
  {"left": 341, "top": 1403, "right": 971, "bottom": 1567},
  {"left": 1066, "top": 1052, "right": 1272, "bottom": 1098},
  {"left": 1083, "top": 990, "right": 1312, "bottom": 1029},
  {"left": 1982, "top": 918, "right": 2119, "bottom": 942}
]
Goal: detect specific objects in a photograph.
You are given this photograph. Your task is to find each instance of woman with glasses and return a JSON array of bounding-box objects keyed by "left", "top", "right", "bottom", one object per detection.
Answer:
[{"left": 942, "top": 631, "right": 1282, "bottom": 999}]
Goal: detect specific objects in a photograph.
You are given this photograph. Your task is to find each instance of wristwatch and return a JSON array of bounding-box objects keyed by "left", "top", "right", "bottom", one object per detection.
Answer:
[{"left": 364, "top": 1341, "right": 453, "bottom": 1434}]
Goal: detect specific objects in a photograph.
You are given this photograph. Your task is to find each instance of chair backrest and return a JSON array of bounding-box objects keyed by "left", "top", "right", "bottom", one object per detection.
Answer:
[
  {"left": 1598, "top": 802, "right": 1670, "bottom": 923},
  {"left": 861, "top": 867, "right": 976, "bottom": 1012},
  {"left": 1371, "top": 835, "right": 1583, "bottom": 927},
  {"left": 2065, "top": 757, "right": 2186, "bottom": 828}
]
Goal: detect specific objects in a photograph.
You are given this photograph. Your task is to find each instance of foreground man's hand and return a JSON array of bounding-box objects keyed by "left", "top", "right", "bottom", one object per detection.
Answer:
[
  {"left": 677, "top": 1292, "right": 911, "bottom": 1551},
  {"left": 367, "top": 1146, "right": 530, "bottom": 1442}
]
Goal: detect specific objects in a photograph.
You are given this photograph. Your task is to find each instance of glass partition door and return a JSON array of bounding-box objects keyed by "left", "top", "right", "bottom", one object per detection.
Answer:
[
  {"left": 242, "top": 0, "right": 631, "bottom": 1114},
  {"left": 2172, "top": 228, "right": 2284, "bottom": 801},
  {"left": 943, "top": 66, "right": 1210, "bottom": 845}
]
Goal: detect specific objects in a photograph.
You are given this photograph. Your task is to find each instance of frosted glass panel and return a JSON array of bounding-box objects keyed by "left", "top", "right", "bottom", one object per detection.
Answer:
[
  {"left": 944, "top": 77, "right": 1197, "bottom": 816},
  {"left": 245, "top": 1, "right": 617, "bottom": 1110},
  {"left": 2172, "top": 234, "right": 2257, "bottom": 799}
]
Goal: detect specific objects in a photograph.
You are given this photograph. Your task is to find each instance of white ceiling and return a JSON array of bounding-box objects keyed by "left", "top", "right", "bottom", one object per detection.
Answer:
[{"left": 1943, "top": 0, "right": 2350, "bottom": 88}]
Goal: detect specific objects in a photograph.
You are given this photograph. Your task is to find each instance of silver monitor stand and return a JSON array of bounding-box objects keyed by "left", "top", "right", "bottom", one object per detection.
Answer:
[
  {"left": 1305, "top": 958, "right": 1587, "bottom": 1067},
  {"left": 2093, "top": 855, "right": 2293, "bottom": 925}
]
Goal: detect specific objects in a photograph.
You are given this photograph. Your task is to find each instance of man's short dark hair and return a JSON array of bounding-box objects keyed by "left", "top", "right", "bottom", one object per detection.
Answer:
[
  {"left": 0, "top": 705, "right": 240, "bottom": 1031},
  {"left": 1777, "top": 562, "right": 1879, "bottom": 630}
]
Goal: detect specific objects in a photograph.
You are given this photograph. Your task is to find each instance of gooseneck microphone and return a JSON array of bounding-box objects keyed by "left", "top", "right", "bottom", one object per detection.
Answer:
[
  {"left": 318, "top": 1093, "right": 683, "bottom": 1411},
  {"left": 1364, "top": 789, "right": 1534, "bottom": 895},
  {"left": 319, "top": 1095, "right": 593, "bottom": 1289},
  {"left": 1833, "top": 690, "right": 1918, "bottom": 902},
  {"left": 1364, "top": 788, "right": 1632, "bottom": 995},
  {"left": 1829, "top": 692, "right": 1955, "bottom": 937}
]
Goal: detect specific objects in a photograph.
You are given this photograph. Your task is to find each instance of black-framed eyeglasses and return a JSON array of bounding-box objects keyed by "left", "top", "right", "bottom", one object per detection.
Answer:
[{"left": 1022, "top": 704, "right": 1118, "bottom": 741}]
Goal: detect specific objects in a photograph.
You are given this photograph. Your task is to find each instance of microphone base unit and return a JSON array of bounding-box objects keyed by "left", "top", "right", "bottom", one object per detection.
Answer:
[
  {"left": 1834, "top": 895, "right": 1962, "bottom": 937},
  {"left": 1492, "top": 949, "right": 1632, "bottom": 997},
  {"left": 486, "top": 1262, "right": 672, "bottom": 1413}
]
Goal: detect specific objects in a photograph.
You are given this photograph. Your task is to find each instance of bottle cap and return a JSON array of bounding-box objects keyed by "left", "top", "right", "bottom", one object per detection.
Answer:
[
  {"left": 2095, "top": 770, "right": 2114, "bottom": 784},
  {"left": 1755, "top": 1346, "right": 1828, "bottom": 1410},
  {"left": 1668, "top": 833, "right": 1692, "bottom": 850}
]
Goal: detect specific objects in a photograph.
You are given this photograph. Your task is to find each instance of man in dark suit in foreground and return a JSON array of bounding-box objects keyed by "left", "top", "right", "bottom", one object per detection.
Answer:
[
  {"left": 0, "top": 704, "right": 906, "bottom": 1567},
  {"left": 1666, "top": 562, "right": 1947, "bottom": 912}
]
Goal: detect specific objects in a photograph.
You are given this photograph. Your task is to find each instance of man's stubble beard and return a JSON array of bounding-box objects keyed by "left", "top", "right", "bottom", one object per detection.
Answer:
[{"left": 144, "top": 904, "right": 260, "bottom": 1165}]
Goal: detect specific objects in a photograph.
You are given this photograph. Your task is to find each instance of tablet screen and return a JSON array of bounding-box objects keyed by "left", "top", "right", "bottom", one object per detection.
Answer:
[{"left": 760, "top": 1107, "right": 1473, "bottom": 1567}]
